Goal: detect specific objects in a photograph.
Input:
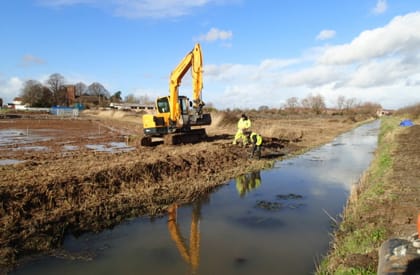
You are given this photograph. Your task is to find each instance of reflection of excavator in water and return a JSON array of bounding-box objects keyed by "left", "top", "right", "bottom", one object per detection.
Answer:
[
  {"left": 141, "top": 44, "right": 212, "bottom": 146},
  {"left": 167, "top": 203, "right": 201, "bottom": 274}
]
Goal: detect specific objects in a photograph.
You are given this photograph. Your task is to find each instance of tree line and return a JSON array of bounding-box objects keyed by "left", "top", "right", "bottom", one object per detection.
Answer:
[
  {"left": 281, "top": 94, "right": 382, "bottom": 115},
  {"left": 19, "top": 73, "right": 122, "bottom": 107},
  {"left": 18, "top": 74, "right": 382, "bottom": 114},
  {"left": 19, "top": 73, "right": 158, "bottom": 108}
]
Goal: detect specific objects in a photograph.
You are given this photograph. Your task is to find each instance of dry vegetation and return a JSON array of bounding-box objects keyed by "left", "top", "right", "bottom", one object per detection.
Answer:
[{"left": 0, "top": 109, "right": 373, "bottom": 272}]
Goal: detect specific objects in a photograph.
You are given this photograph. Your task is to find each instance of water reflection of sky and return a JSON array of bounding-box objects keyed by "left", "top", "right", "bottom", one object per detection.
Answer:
[
  {"left": 0, "top": 159, "right": 24, "bottom": 165},
  {"left": 0, "top": 129, "right": 51, "bottom": 146},
  {"left": 0, "top": 128, "right": 134, "bottom": 156},
  {"left": 85, "top": 142, "right": 134, "bottom": 153},
  {"left": 276, "top": 120, "right": 379, "bottom": 193},
  {"left": 12, "top": 120, "right": 381, "bottom": 275}
]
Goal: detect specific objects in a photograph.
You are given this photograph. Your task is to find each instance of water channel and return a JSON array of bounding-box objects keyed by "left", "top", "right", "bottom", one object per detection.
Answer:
[{"left": 13, "top": 120, "right": 380, "bottom": 275}]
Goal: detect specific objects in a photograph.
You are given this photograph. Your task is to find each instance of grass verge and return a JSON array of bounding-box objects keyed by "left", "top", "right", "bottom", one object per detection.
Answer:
[{"left": 316, "top": 116, "right": 400, "bottom": 274}]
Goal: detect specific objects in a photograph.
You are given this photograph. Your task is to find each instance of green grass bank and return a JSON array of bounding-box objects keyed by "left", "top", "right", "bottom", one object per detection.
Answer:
[{"left": 317, "top": 115, "right": 420, "bottom": 274}]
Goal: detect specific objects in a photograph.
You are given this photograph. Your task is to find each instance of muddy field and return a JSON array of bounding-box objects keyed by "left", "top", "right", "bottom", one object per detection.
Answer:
[{"left": 0, "top": 110, "right": 368, "bottom": 272}]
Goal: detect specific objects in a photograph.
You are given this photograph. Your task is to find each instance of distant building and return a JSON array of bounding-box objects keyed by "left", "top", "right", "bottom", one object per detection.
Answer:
[
  {"left": 7, "top": 97, "right": 28, "bottom": 110},
  {"left": 66, "top": 85, "right": 76, "bottom": 106},
  {"left": 376, "top": 109, "right": 393, "bottom": 117},
  {"left": 109, "top": 102, "right": 155, "bottom": 112},
  {"left": 65, "top": 85, "right": 101, "bottom": 108},
  {"left": 77, "top": 95, "right": 102, "bottom": 107}
]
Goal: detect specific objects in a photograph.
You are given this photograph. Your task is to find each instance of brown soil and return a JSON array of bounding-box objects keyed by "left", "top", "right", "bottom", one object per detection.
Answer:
[
  {"left": 0, "top": 110, "right": 368, "bottom": 272},
  {"left": 362, "top": 124, "right": 420, "bottom": 243}
]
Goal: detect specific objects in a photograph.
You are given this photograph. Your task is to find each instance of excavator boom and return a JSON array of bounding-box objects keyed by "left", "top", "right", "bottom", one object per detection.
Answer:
[{"left": 169, "top": 43, "right": 204, "bottom": 124}]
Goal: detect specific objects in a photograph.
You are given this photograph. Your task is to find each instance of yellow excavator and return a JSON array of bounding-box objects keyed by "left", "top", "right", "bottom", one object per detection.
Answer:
[{"left": 141, "top": 44, "right": 212, "bottom": 146}]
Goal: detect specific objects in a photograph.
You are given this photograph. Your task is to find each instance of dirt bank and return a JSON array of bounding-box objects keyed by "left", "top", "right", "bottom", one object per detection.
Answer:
[{"left": 0, "top": 110, "right": 369, "bottom": 272}]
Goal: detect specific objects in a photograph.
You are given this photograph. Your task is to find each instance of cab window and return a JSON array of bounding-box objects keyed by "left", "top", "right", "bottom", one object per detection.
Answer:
[{"left": 157, "top": 98, "right": 170, "bottom": 113}]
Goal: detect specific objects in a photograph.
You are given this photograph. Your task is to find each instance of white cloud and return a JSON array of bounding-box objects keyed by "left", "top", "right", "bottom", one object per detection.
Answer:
[
  {"left": 0, "top": 77, "right": 24, "bottom": 105},
  {"left": 21, "top": 54, "right": 46, "bottom": 67},
  {"left": 205, "top": 12, "right": 420, "bottom": 109},
  {"left": 345, "top": 58, "right": 418, "bottom": 88},
  {"left": 372, "top": 0, "right": 388, "bottom": 15},
  {"left": 318, "top": 12, "right": 420, "bottom": 65},
  {"left": 197, "top": 28, "right": 233, "bottom": 42},
  {"left": 278, "top": 65, "right": 343, "bottom": 88},
  {"left": 316, "top": 30, "right": 336, "bottom": 41},
  {"left": 38, "top": 0, "right": 236, "bottom": 19}
]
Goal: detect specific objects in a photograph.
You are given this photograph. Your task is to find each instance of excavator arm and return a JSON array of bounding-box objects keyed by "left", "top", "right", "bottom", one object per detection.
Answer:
[
  {"left": 169, "top": 43, "right": 204, "bottom": 124},
  {"left": 167, "top": 204, "right": 200, "bottom": 273}
]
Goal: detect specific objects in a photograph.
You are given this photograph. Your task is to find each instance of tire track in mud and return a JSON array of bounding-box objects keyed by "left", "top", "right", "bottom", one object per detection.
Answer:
[{"left": 0, "top": 140, "right": 289, "bottom": 270}]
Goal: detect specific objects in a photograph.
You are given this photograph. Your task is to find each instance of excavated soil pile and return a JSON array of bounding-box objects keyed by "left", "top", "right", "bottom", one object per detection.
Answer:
[{"left": 0, "top": 111, "right": 364, "bottom": 271}]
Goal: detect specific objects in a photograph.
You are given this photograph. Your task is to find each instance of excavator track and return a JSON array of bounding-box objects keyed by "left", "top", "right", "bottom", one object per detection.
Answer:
[
  {"left": 140, "top": 136, "right": 153, "bottom": 146},
  {"left": 164, "top": 129, "right": 207, "bottom": 145},
  {"left": 141, "top": 129, "right": 207, "bottom": 146}
]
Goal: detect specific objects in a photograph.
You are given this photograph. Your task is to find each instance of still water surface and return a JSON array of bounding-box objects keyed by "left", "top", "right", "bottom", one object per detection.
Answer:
[{"left": 14, "top": 120, "right": 380, "bottom": 275}]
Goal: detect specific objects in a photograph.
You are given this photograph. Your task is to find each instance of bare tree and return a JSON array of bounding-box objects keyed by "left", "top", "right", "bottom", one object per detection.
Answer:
[
  {"left": 86, "top": 82, "right": 109, "bottom": 97},
  {"left": 46, "top": 73, "right": 66, "bottom": 106},
  {"left": 125, "top": 94, "right": 138, "bottom": 103},
  {"left": 284, "top": 97, "right": 300, "bottom": 112},
  {"left": 87, "top": 82, "right": 109, "bottom": 106},
  {"left": 258, "top": 105, "right": 269, "bottom": 111},
  {"left": 300, "top": 97, "right": 311, "bottom": 109},
  {"left": 344, "top": 97, "right": 359, "bottom": 110},
  {"left": 21, "top": 80, "right": 53, "bottom": 107},
  {"left": 301, "top": 94, "right": 326, "bottom": 114},
  {"left": 357, "top": 101, "right": 382, "bottom": 115},
  {"left": 138, "top": 94, "right": 154, "bottom": 105},
  {"left": 311, "top": 94, "right": 326, "bottom": 114},
  {"left": 336, "top": 95, "right": 345, "bottom": 112},
  {"left": 74, "top": 82, "right": 87, "bottom": 96}
]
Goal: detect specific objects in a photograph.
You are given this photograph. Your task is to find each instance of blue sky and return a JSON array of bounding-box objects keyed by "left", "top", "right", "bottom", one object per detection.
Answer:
[{"left": 1, "top": 0, "right": 420, "bottom": 109}]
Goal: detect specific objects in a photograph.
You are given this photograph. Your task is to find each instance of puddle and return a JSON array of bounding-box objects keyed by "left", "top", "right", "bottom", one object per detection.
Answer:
[
  {"left": 0, "top": 159, "right": 25, "bottom": 166},
  {"left": 0, "top": 129, "right": 51, "bottom": 146},
  {"left": 63, "top": 145, "right": 80, "bottom": 151},
  {"left": 0, "top": 127, "right": 134, "bottom": 154},
  {"left": 12, "top": 146, "right": 49, "bottom": 152},
  {"left": 85, "top": 142, "right": 134, "bottom": 153}
]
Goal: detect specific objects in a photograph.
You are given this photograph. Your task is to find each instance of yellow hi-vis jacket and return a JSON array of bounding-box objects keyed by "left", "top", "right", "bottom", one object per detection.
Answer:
[
  {"left": 250, "top": 132, "right": 263, "bottom": 146},
  {"left": 237, "top": 117, "right": 251, "bottom": 130}
]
